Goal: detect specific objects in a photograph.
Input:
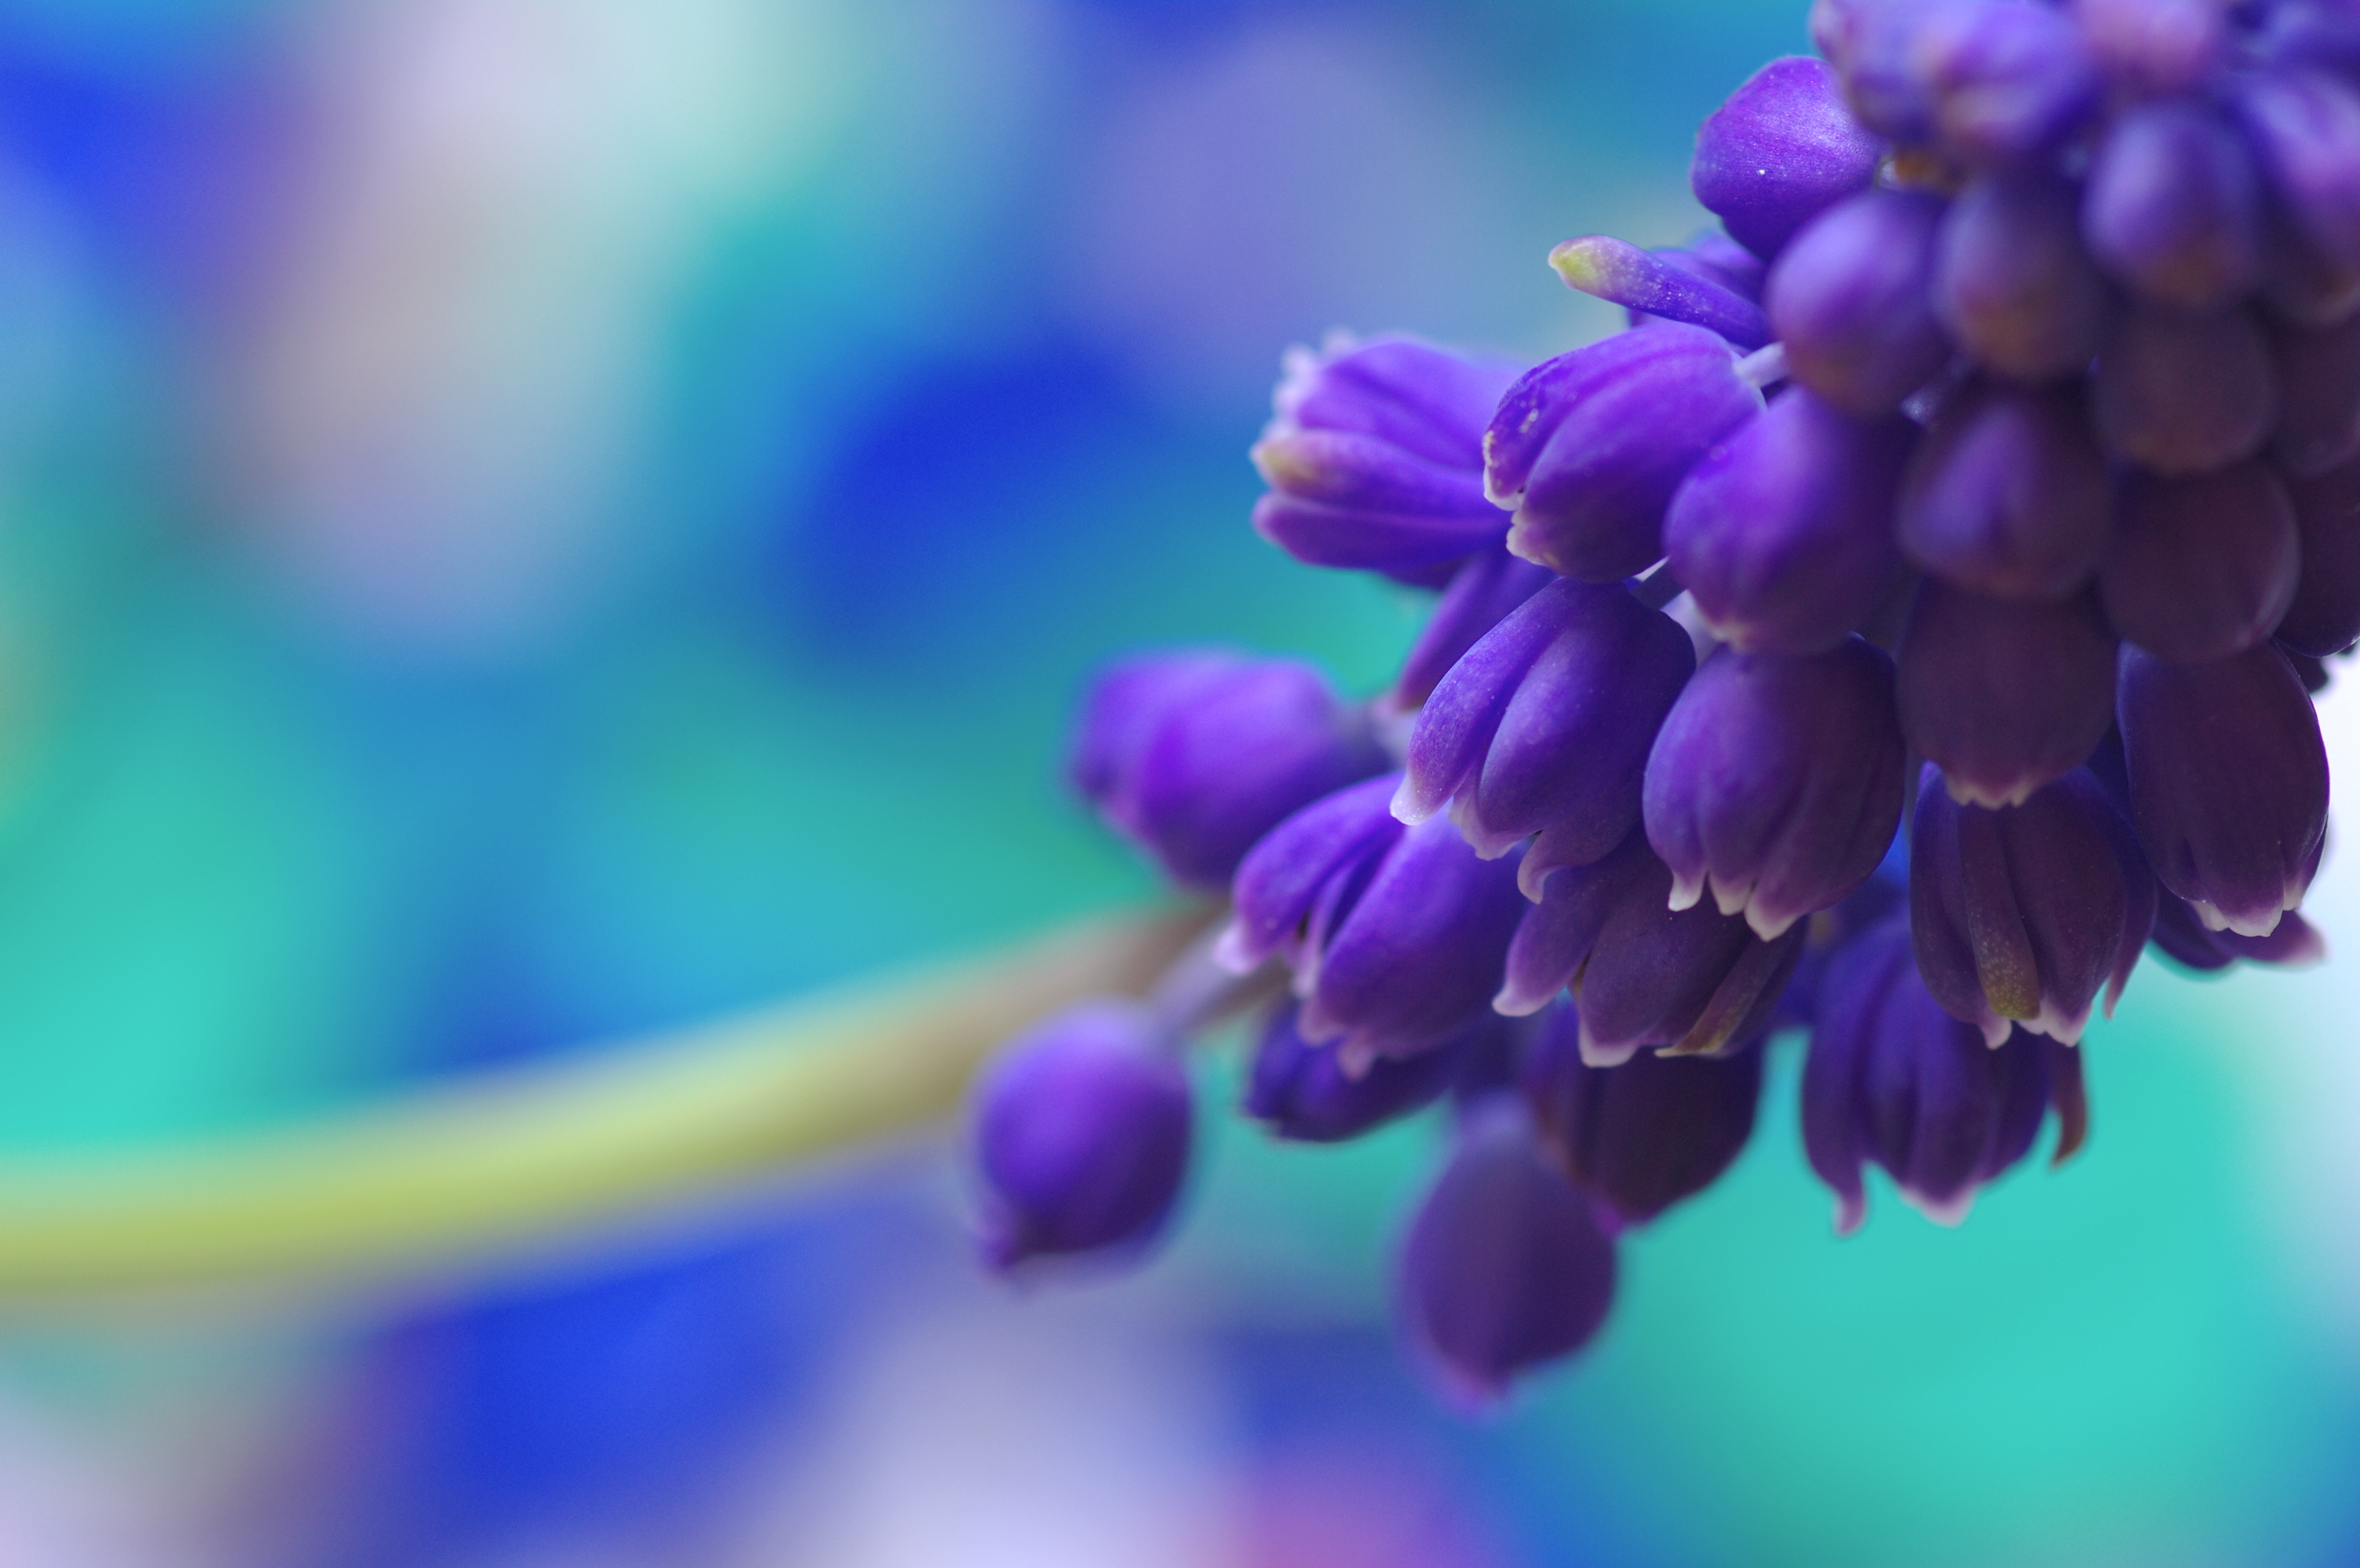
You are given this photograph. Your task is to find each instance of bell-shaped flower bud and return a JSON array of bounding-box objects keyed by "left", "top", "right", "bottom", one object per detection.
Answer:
[
  {"left": 1691, "top": 56, "right": 1886, "bottom": 262},
  {"left": 1398, "top": 578, "right": 1695, "bottom": 862},
  {"left": 1250, "top": 335, "right": 1519, "bottom": 582},
  {"left": 1243, "top": 1000, "right": 1478, "bottom": 1143},
  {"left": 1397, "top": 1097, "right": 1617, "bottom": 1405},
  {"left": 2118, "top": 641, "right": 2330, "bottom": 937},
  {"left": 1909, "top": 766, "right": 2138, "bottom": 1047},
  {"left": 2098, "top": 462, "right": 2300, "bottom": 663},
  {"left": 2238, "top": 68, "right": 2360, "bottom": 274},
  {"left": 1912, "top": 0, "right": 2098, "bottom": 165},
  {"left": 1386, "top": 546, "right": 1557, "bottom": 712},
  {"left": 1934, "top": 167, "right": 2110, "bottom": 383},
  {"left": 2271, "top": 312, "right": 2360, "bottom": 478},
  {"left": 1224, "top": 776, "right": 1529, "bottom": 1063},
  {"left": 1550, "top": 235, "right": 1773, "bottom": 347},
  {"left": 2073, "top": 0, "right": 2224, "bottom": 98},
  {"left": 1643, "top": 639, "right": 1907, "bottom": 941},
  {"left": 2260, "top": 194, "right": 2360, "bottom": 329},
  {"left": 971, "top": 1000, "right": 1192, "bottom": 1270},
  {"left": 1484, "top": 325, "right": 1764, "bottom": 581},
  {"left": 1665, "top": 386, "right": 1915, "bottom": 655},
  {"left": 2094, "top": 301, "right": 2277, "bottom": 475},
  {"left": 1071, "top": 652, "right": 1390, "bottom": 891},
  {"left": 2279, "top": 455, "right": 2360, "bottom": 656},
  {"left": 1769, "top": 188, "right": 1956, "bottom": 418},
  {"left": 1899, "top": 378, "right": 2112, "bottom": 599},
  {"left": 1802, "top": 919, "right": 2088, "bottom": 1234},
  {"left": 2082, "top": 101, "right": 2263, "bottom": 312},
  {"left": 2150, "top": 892, "right": 2327, "bottom": 972},
  {"left": 1899, "top": 577, "right": 2119, "bottom": 807},
  {"left": 1522, "top": 1002, "right": 1765, "bottom": 1228}
]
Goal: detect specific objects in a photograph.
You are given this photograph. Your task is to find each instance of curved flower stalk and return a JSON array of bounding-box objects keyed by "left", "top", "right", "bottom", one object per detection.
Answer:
[{"left": 968, "top": 0, "right": 2357, "bottom": 1403}]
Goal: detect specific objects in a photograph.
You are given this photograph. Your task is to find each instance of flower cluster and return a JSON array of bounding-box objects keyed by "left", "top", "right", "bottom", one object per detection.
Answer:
[{"left": 965, "top": 0, "right": 2355, "bottom": 1400}]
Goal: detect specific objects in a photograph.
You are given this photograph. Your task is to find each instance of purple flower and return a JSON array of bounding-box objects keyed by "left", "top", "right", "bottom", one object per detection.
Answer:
[
  {"left": 971, "top": 1000, "right": 1192, "bottom": 1270},
  {"left": 2270, "top": 311, "right": 2360, "bottom": 479},
  {"left": 1243, "top": 1000, "right": 1481, "bottom": 1144},
  {"left": 1909, "top": 764, "right": 2150, "bottom": 1047},
  {"left": 2117, "top": 642, "right": 2330, "bottom": 938},
  {"left": 1642, "top": 638, "right": 1907, "bottom": 940},
  {"left": 1910, "top": 0, "right": 2097, "bottom": 165},
  {"left": 1070, "top": 651, "right": 1389, "bottom": 891},
  {"left": 1690, "top": 55, "right": 1885, "bottom": 261},
  {"left": 1223, "top": 775, "right": 1529, "bottom": 1065},
  {"left": 1397, "top": 577, "right": 1695, "bottom": 862},
  {"left": 1550, "top": 235, "right": 1773, "bottom": 347},
  {"left": 1250, "top": 335, "right": 1520, "bottom": 582},
  {"left": 1522, "top": 1001, "right": 1765, "bottom": 1228},
  {"left": 1664, "top": 386, "right": 1916, "bottom": 656},
  {"left": 2082, "top": 100, "right": 2262, "bottom": 312},
  {"left": 2097, "top": 462, "right": 2300, "bottom": 664},
  {"left": 1934, "top": 167, "right": 2110, "bottom": 382},
  {"left": 1387, "top": 546, "right": 1556, "bottom": 712},
  {"left": 1802, "top": 919, "right": 2088, "bottom": 1234},
  {"left": 1898, "top": 576, "right": 2120, "bottom": 808},
  {"left": 2092, "top": 301, "right": 2277, "bottom": 475},
  {"left": 2238, "top": 67, "right": 2360, "bottom": 276},
  {"left": 2149, "top": 893, "right": 2327, "bottom": 973},
  {"left": 1484, "top": 325, "right": 1765, "bottom": 581},
  {"left": 1767, "top": 188, "right": 1956, "bottom": 418},
  {"left": 1396, "top": 1096, "right": 1617, "bottom": 1405},
  {"left": 2074, "top": 0, "right": 2225, "bottom": 98},
  {"left": 2279, "top": 455, "right": 2360, "bottom": 657},
  {"left": 1899, "top": 378, "right": 2111, "bottom": 600}
]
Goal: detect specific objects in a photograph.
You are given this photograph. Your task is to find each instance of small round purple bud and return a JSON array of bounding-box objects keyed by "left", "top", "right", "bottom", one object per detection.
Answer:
[
  {"left": 1643, "top": 639, "right": 1907, "bottom": 941},
  {"left": 971, "top": 1000, "right": 1191, "bottom": 1270},
  {"left": 1484, "top": 326, "right": 1764, "bottom": 581},
  {"left": 1398, "top": 578, "right": 1695, "bottom": 863},
  {"left": 1768, "top": 189, "right": 1956, "bottom": 418},
  {"left": 2093, "top": 302, "right": 2278, "bottom": 476},
  {"left": 1522, "top": 1002, "right": 1765, "bottom": 1229},
  {"left": 2098, "top": 462, "right": 2300, "bottom": 663},
  {"left": 1665, "top": 387, "right": 1915, "bottom": 655},
  {"left": 2279, "top": 456, "right": 2360, "bottom": 656},
  {"left": 1899, "top": 378, "right": 2112, "bottom": 599},
  {"left": 2238, "top": 68, "right": 2360, "bottom": 276},
  {"left": 2118, "top": 642, "right": 2330, "bottom": 938},
  {"left": 1243, "top": 1001, "right": 1473, "bottom": 1143},
  {"left": 2072, "top": 0, "right": 2224, "bottom": 97},
  {"left": 1072, "top": 652, "right": 1389, "bottom": 890},
  {"left": 1899, "top": 577, "right": 2119, "bottom": 808},
  {"left": 1934, "top": 167, "right": 2110, "bottom": 383},
  {"left": 1914, "top": 0, "right": 2098, "bottom": 166},
  {"left": 1691, "top": 56, "right": 1886, "bottom": 262},
  {"left": 1396, "top": 1097, "right": 1617, "bottom": 1406},
  {"left": 2082, "top": 101, "right": 2262, "bottom": 313},
  {"left": 1250, "top": 335, "right": 1519, "bottom": 582},
  {"left": 2270, "top": 312, "right": 2360, "bottom": 478}
]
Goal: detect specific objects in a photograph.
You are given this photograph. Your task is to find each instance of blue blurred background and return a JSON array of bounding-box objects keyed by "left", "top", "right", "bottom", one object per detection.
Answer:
[{"left": 3, "top": 0, "right": 2360, "bottom": 1563}]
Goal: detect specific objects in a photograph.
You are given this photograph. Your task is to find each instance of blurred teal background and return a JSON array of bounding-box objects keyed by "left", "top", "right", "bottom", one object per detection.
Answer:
[{"left": 1, "top": 0, "right": 2358, "bottom": 1563}]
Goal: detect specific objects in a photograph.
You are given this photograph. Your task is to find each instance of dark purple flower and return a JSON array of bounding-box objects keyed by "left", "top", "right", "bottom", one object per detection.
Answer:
[
  {"left": 1665, "top": 386, "right": 1916, "bottom": 655},
  {"left": 2082, "top": 100, "right": 2262, "bottom": 313},
  {"left": 1899, "top": 577, "right": 2120, "bottom": 808},
  {"left": 2098, "top": 462, "right": 2300, "bottom": 663},
  {"left": 1071, "top": 651, "right": 1389, "bottom": 890},
  {"left": 1223, "top": 774, "right": 1529, "bottom": 1065},
  {"left": 2117, "top": 641, "right": 2330, "bottom": 938},
  {"left": 2074, "top": 0, "right": 2225, "bottom": 98},
  {"left": 1909, "top": 765, "right": 2146, "bottom": 1047},
  {"left": 2149, "top": 893, "right": 2327, "bottom": 973},
  {"left": 2279, "top": 455, "right": 2360, "bottom": 656},
  {"left": 1643, "top": 638, "right": 1907, "bottom": 940},
  {"left": 1396, "top": 1096, "right": 1617, "bottom": 1404},
  {"left": 1243, "top": 1000, "right": 1479, "bottom": 1143},
  {"left": 1550, "top": 235, "right": 1773, "bottom": 347},
  {"left": 1387, "top": 546, "right": 1557, "bottom": 712},
  {"left": 1251, "top": 336, "right": 1519, "bottom": 582},
  {"left": 1935, "top": 167, "right": 2110, "bottom": 382},
  {"left": 1398, "top": 577, "right": 1695, "bottom": 862},
  {"left": 1484, "top": 325, "right": 1765, "bottom": 581},
  {"left": 1912, "top": 0, "right": 2097, "bottom": 165},
  {"left": 1691, "top": 55, "right": 1886, "bottom": 262},
  {"left": 1522, "top": 1001, "right": 1765, "bottom": 1228},
  {"left": 2270, "top": 311, "right": 2360, "bottom": 478},
  {"left": 1802, "top": 919, "right": 2088, "bottom": 1234},
  {"left": 1768, "top": 188, "right": 1956, "bottom": 418},
  {"left": 2238, "top": 68, "right": 2360, "bottom": 275},
  {"left": 2094, "top": 301, "right": 2278, "bottom": 476},
  {"left": 971, "top": 1000, "right": 1192, "bottom": 1270},
  {"left": 1496, "top": 830, "right": 1661, "bottom": 1011},
  {"left": 1899, "top": 378, "right": 2112, "bottom": 599}
]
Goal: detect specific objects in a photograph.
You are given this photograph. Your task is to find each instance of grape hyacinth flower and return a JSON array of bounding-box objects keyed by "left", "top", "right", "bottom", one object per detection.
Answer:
[{"left": 966, "top": 0, "right": 2356, "bottom": 1401}]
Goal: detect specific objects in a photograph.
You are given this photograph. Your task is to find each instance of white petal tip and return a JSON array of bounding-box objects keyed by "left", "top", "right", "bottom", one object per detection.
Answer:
[{"left": 1211, "top": 923, "right": 1259, "bottom": 975}]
